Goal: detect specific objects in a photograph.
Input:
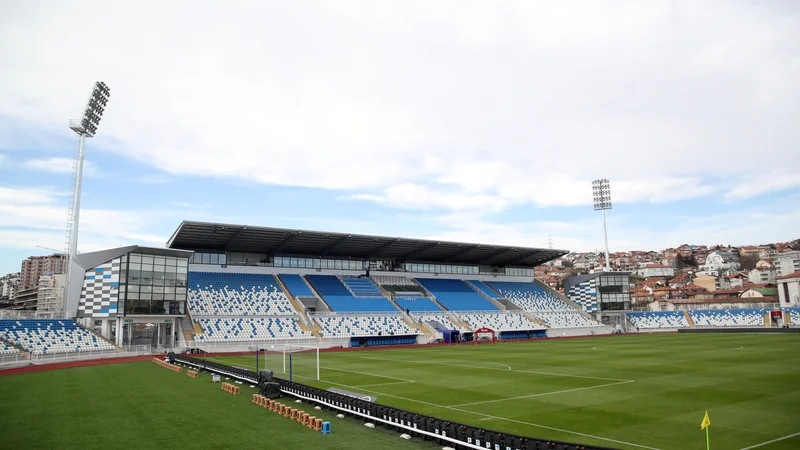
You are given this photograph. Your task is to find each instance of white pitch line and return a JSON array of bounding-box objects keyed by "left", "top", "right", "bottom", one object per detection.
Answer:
[
  {"left": 358, "top": 356, "right": 634, "bottom": 382},
  {"left": 355, "top": 381, "right": 415, "bottom": 388},
  {"left": 484, "top": 362, "right": 512, "bottom": 371},
  {"left": 449, "top": 380, "right": 635, "bottom": 407},
  {"left": 313, "top": 381, "right": 660, "bottom": 450},
  {"left": 739, "top": 431, "right": 800, "bottom": 449},
  {"left": 210, "top": 358, "right": 657, "bottom": 450},
  {"left": 322, "top": 366, "right": 417, "bottom": 383}
]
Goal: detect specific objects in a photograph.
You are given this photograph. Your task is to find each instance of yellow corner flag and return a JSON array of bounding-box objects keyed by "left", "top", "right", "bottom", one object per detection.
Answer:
[
  {"left": 701, "top": 411, "right": 711, "bottom": 430},
  {"left": 701, "top": 411, "right": 711, "bottom": 450}
]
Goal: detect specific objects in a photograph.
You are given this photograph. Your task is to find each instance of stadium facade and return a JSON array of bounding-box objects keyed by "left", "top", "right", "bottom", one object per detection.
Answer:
[{"left": 66, "top": 220, "right": 628, "bottom": 350}]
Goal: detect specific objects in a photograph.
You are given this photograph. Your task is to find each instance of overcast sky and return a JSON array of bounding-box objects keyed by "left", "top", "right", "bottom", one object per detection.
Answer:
[{"left": 1, "top": 1, "right": 799, "bottom": 274}]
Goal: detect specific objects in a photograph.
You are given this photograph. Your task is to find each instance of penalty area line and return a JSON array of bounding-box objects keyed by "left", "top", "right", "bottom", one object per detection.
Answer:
[{"left": 449, "top": 380, "right": 635, "bottom": 407}]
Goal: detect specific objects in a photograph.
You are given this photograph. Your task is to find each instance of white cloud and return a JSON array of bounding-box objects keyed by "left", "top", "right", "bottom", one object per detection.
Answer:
[
  {"left": 22, "top": 157, "right": 97, "bottom": 176},
  {"left": 0, "top": 1, "right": 796, "bottom": 203},
  {"left": 0, "top": 185, "right": 168, "bottom": 254}
]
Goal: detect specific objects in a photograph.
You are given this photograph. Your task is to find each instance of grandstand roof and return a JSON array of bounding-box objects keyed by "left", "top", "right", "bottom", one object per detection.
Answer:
[{"left": 166, "top": 221, "right": 568, "bottom": 267}]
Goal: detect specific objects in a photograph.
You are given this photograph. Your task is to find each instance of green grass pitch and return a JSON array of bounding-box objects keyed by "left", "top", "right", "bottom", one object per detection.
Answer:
[
  {"left": 211, "top": 333, "right": 800, "bottom": 450},
  {"left": 0, "top": 334, "right": 797, "bottom": 450}
]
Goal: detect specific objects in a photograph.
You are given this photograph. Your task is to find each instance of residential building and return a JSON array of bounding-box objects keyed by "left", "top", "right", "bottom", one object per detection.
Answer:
[
  {"left": 0, "top": 272, "right": 20, "bottom": 304},
  {"left": 634, "top": 264, "right": 676, "bottom": 278},
  {"left": 36, "top": 274, "right": 66, "bottom": 313},
  {"left": 748, "top": 267, "right": 776, "bottom": 284},
  {"left": 774, "top": 251, "right": 800, "bottom": 278},
  {"left": 694, "top": 274, "right": 719, "bottom": 292},
  {"left": 777, "top": 270, "right": 800, "bottom": 307},
  {"left": 19, "top": 253, "right": 67, "bottom": 291},
  {"left": 698, "top": 251, "right": 740, "bottom": 276}
]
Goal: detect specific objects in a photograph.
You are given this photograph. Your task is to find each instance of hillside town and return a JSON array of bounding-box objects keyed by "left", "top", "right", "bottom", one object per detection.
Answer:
[
  {"left": 536, "top": 240, "right": 800, "bottom": 310},
  {"left": 1, "top": 240, "right": 799, "bottom": 314}
]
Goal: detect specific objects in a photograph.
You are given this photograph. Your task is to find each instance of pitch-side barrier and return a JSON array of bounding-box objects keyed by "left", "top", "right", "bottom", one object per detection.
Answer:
[{"left": 173, "top": 354, "right": 617, "bottom": 450}]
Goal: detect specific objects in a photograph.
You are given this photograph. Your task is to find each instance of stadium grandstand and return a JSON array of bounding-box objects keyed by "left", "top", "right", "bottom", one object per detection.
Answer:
[{"left": 2, "top": 220, "right": 798, "bottom": 361}]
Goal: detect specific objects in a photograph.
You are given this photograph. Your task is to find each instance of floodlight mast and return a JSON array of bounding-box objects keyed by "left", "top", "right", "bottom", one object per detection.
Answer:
[
  {"left": 64, "top": 82, "right": 111, "bottom": 312},
  {"left": 592, "top": 179, "right": 612, "bottom": 271}
]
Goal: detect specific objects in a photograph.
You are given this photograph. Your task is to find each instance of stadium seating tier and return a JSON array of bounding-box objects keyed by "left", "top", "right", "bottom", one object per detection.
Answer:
[
  {"left": 415, "top": 278, "right": 499, "bottom": 311},
  {"left": 0, "top": 320, "right": 115, "bottom": 355}
]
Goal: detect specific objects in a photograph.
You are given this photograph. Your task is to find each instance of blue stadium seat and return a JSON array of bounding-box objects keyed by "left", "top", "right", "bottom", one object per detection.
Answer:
[
  {"left": 278, "top": 274, "right": 317, "bottom": 298},
  {"left": 414, "top": 278, "right": 499, "bottom": 311},
  {"left": 485, "top": 281, "right": 572, "bottom": 311},
  {"left": 394, "top": 297, "right": 442, "bottom": 312},
  {"left": 0, "top": 320, "right": 115, "bottom": 355},
  {"left": 626, "top": 311, "right": 689, "bottom": 329},
  {"left": 194, "top": 317, "right": 313, "bottom": 342},
  {"left": 188, "top": 272, "right": 296, "bottom": 316},
  {"left": 305, "top": 275, "right": 396, "bottom": 313},
  {"left": 314, "top": 315, "right": 418, "bottom": 338}
]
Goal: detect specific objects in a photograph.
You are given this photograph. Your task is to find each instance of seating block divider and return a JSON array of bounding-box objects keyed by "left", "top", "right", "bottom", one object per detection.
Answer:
[{"left": 187, "top": 370, "right": 199, "bottom": 378}]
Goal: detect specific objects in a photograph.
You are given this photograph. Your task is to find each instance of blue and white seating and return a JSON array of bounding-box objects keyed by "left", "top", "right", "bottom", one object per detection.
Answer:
[
  {"left": 410, "top": 313, "right": 468, "bottom": 331},
  {"left": 415, "top": 278, "right": 499, "bottom": 311},
  {"left": 306, "top": 275, "right": 396, "bottom": 312},
  {"left": 0, "top": 320, "right": 115, "bottom": 355},
  {"left": 278, "top": 274, "right": 317, "bottom": 298},
  {"left": 689, "top": 309, "right": 768, "bottom": 327},
  {"left": 194, "top": 317, "right": 312, "bottom": 342},
  {"left": 188, "top": 272, "right": 296, "bottom": 316},
  {"left": 486, "top": 281, "right": 572, "bottom": 311},
  {"left": 459, "top": 313, "right": 540, "bottom": 331},
  {"left": 341, "top": 277, "right": 383, "bottom": 297},
  {"left": 314, "top": 316, "right": 418, "bottom": 338},
  {"left": 395, "top": 297, "right": 442, "bottom": 312},
  {"left": 466, "top": 280, "right": 501, "bottom": 299},
  {"left": 0, "top": 342, "right": 18, "bottom": 356},
  {"left": 626, "top": 311, "right": 689, "bottom": 329},
  {"left": 532, "top": 311, "right": 596, "bottom": 328}
]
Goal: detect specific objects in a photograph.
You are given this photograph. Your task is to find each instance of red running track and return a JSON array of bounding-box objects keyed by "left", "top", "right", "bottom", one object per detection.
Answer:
[{"left": 0, "top": 355, "right": 154, "bottom": 377}]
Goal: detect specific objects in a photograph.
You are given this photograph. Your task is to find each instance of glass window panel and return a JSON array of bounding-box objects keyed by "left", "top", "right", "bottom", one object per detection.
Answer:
[
  {"left": 219, "top": 254, "right": 226, "bottom": 264},
  {"left": 141, "top": 255, "right": 154, "bottom": 265},
  {"left": 128, "top": 291, "right": 139, "bottom": 300},
  {"left": 153, "top": 293, "right": 164, "bottom": 301},
  {"left": 176, "top": 287, "right": 187, "bottom": 295},
  {"left": 178, "top": 258, "right": 188, "bottom": 267},
  {"left": 201, "top": 254, "right": 210, "bottom": 264},
  {"left": 129, "top": 254, "right": 142, "bottom": 263},
  {"left": 129, "top": 262, "right": 141, "bottom": 271},
  {"left": 164, "top": 294, "right": 175, "bottom": 301},
  {"left": 165, "top": 257, "right": 176, "bottom": 266},
  {"left": 140, "top": 285, "right": 152, "bottom": 294}
]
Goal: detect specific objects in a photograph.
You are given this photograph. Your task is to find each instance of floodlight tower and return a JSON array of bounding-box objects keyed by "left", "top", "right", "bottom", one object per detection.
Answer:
[
  {"left": 64, "top": 82, "right": 111, "bottom": 310},
  {"left": 592, "top": 179, "right": 612, "bottom": 271}
]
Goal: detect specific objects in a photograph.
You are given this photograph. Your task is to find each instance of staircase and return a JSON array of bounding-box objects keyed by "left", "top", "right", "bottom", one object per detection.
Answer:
[
  {"left": 684, "top": 311, "right": 696, "bottom": 328},
  {"left": 522, "top": 311, "right": 549, "bottom": 328},
  {"left": 274, "top": 275, "right": 316, "bottom": 328},
  {"left": 303, "top": 276, "right": 333, "bottom": 311},
  {"left": 75, "top": 320, "right": 123, "bottom": 352}
]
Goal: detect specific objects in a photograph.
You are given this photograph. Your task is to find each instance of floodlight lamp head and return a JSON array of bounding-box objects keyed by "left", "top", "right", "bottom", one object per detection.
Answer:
[
  {"left": 70, "top": 81, "right": 111, "bottom": 137},
  {"left": 591, "top": 178, "right": 612, "bottom": 211}
]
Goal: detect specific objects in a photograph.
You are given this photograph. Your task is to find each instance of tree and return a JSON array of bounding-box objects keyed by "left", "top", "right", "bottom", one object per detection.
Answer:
[{"left": 740, "top": 254, "right": 758, "bottom": 271}]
